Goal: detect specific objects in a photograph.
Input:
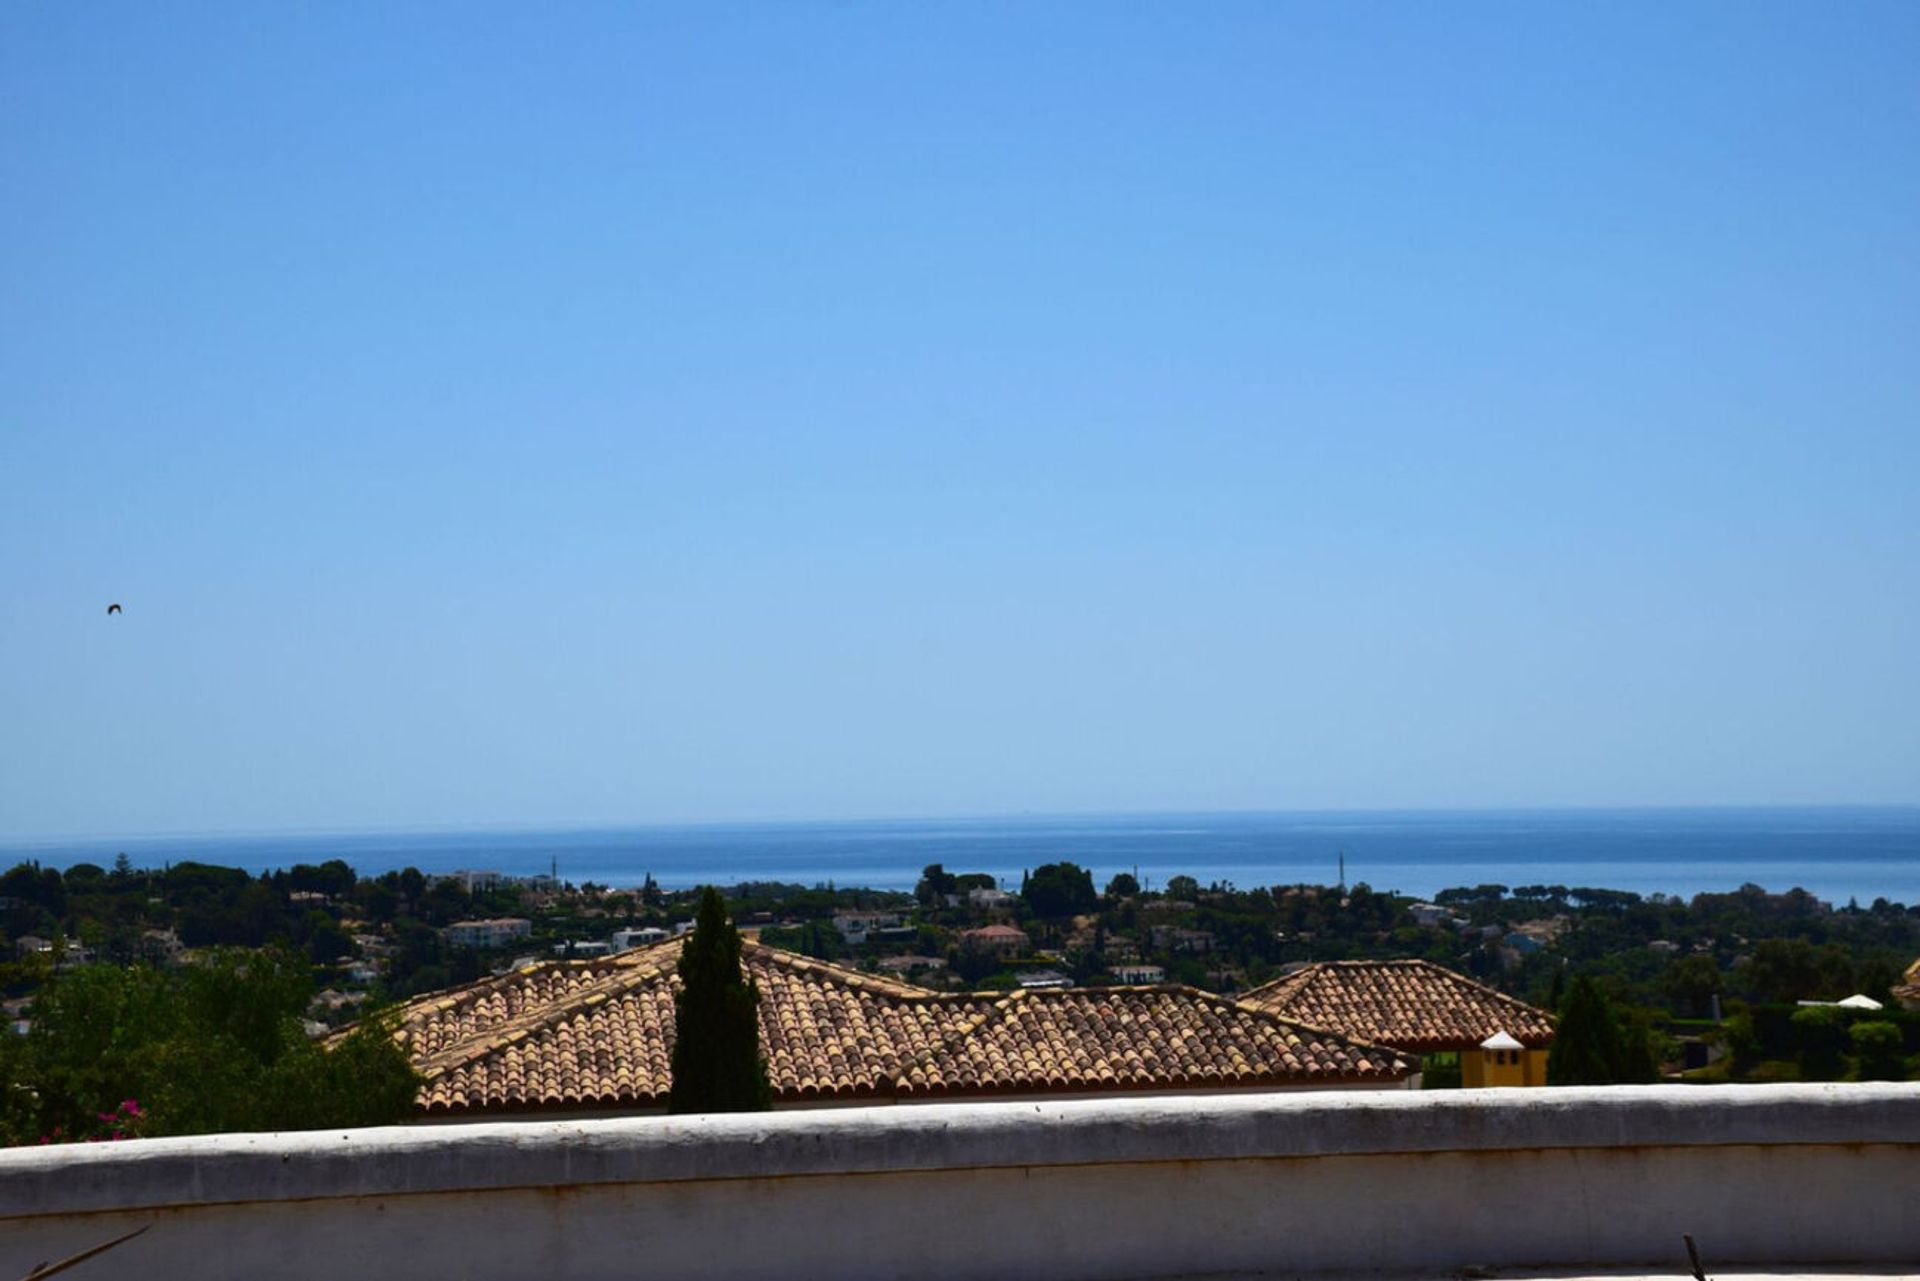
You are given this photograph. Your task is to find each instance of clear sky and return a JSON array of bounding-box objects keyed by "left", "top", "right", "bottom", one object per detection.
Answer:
[{"left": 2, "top": 3, "right": 1916, "bottom": 839}]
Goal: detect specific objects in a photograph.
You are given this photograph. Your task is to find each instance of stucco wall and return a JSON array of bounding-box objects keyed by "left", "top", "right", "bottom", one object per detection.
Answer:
[{"left": 3, "top": 1083, "right": 1916, "bottom": 1280}]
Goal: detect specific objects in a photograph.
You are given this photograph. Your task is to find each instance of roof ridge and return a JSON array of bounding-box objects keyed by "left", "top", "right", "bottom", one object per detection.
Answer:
[
  {"left": 886, "top": 986, "right": 1028, "bottom": 1082},
  {"left": 742, "top": 941, "right": 947, "bottom": 1000},
  {"left": 1237, "top": 965, "right": 1317, "bottom": 1004},
  {"left": 1414, "top": 959, "right": 1558, "bottom": 1024},
  {"left": 1154, "top": 984, "right": 1410, "bottom": 1067},
  {"left": 412, "top": 945, "right": 684, "bottom": 1078},
  {"left": 1297, "top": 957, "right": 1550, "bottom": 1014}
]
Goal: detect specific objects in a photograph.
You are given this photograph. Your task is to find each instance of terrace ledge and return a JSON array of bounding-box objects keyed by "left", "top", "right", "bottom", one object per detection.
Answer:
[{"left": 3, "top": 1082, "right": 1916, "bottom": 1218}]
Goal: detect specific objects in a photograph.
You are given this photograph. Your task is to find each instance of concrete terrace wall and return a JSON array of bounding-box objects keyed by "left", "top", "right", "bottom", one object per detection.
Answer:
[{"left": 3, "top": 1083, "right": 1918, "bottom": 1280}]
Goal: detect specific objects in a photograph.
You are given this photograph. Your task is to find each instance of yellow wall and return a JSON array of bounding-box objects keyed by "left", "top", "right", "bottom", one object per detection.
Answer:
[{"left": 1463, "top": 1047, "right": 1548, "bottom": 1088}]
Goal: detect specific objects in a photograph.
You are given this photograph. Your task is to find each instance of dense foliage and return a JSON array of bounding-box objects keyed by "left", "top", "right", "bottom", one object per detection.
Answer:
[
  {"left": 0, "top": 950, "right": 418, "bottom": 1144},
  {"left": 667, "top": 888, "right": 771, "bottom": 1114},
  {"left": 1547, "top": 975, "right": 1656, "bottom": 1085}
]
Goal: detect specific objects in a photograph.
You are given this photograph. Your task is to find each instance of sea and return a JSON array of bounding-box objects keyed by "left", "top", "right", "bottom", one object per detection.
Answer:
[{"left": 5, "top": 807, "right": 1919, "bottom": 906}]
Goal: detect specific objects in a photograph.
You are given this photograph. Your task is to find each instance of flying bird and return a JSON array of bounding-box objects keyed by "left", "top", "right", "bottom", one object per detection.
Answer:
[{"left": 106, "top": 603, "right": 122, "bottom": 615}]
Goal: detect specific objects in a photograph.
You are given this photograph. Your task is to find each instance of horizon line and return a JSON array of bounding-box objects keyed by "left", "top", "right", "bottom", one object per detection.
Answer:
[{"left": 4, "top": 799, "right": 1919, "bottom": 850}]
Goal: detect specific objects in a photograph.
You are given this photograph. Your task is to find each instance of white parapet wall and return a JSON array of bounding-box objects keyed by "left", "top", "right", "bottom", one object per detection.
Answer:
[{"left": 2, "top": 1083, "right": 1918, "bottom": 1280}]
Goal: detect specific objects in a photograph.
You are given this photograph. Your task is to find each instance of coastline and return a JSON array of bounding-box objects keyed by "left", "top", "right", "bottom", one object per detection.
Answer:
[{"left": 3, "top": 805, "right": 1917, "bottom": 905}]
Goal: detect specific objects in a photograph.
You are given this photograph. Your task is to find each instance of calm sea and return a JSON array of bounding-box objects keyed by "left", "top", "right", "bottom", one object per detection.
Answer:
[{"left": 5, "top": 807, "right": 1919, "bottom": 906}]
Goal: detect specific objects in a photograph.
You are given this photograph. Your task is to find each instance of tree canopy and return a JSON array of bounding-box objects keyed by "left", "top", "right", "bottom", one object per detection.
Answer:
[
  {"left": 1546, "top": 974, "right": 1657, "bottom": 1085},
  {"left": 0, "top": 950, "right": 418, "bottom": 1144},
  {"left": 1024, "top": 862, "right": 1097, "bottom": 919}
]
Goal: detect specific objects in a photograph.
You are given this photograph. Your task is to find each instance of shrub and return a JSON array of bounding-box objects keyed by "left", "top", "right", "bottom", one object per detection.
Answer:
[{"left": 1849, "top": 1021, "right": 1907, "bottom": 1082}]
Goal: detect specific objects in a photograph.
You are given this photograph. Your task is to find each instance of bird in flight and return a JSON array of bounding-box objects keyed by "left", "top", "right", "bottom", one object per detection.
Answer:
[{"left": 107, "top": 603, "right": 122, "bottom": 615}]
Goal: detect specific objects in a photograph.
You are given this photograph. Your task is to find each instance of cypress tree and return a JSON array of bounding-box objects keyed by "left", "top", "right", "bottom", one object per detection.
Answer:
[
  {"left": 668, "top": 887, "right": 772, "bottom": 1113},
  {"left": 1548, "top": 973, "right": 1650, "bottom": 1085}
]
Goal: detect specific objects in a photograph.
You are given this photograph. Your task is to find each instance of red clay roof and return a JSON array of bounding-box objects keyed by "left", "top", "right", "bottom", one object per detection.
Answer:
[
  {"left": 960, "top": 925, "right": 1029, "bottom": 939},
  {"left": 1237, "top": 959, "right": 1556, "bottom": 1052},
  {"left": 380, "top": 940, "right": 1410, "bottom": 1115}
]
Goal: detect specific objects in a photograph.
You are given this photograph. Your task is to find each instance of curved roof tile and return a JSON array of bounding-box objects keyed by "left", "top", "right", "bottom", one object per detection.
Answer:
[{"left": 380, "top": 940, "right": 1410, "bottom": 1115}]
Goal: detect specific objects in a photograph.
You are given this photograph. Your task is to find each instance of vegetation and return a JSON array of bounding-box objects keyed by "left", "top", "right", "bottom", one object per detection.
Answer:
[
  {"left": 3, "top": 851, "right": 1916, "bottom": 1101},
  {"left": 0, "top": 950, "right": 417, "bottom": 1144},
  {"left": 667, "top": 888, "right": 771, "bottom": 1114},
  {"left": 1547, "top": 975, "right": 1655, "bottom": 1085}
]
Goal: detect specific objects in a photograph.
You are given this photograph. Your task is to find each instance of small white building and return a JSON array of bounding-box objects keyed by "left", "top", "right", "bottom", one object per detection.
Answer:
[
  {"left": 443, "top": 918, "right": 533, "bottom": 949},
  {"left": 612, "top": 926, "right": 671, "bottom": 952},
  {"left": 831, "top": 911, "right": 911, "bottom": 944},
  {"left": 1109, "top": 964, "right": 1165, "bottom": 985},
  {"left": 875, "top": 955, "right": 946, "bottom": 975},
  {"left": 1016, "top": 971, "right": 1074, "bottom": 991},
  {"left": 1796, "top": 994, "right": 1885, "bottom": 1011}
]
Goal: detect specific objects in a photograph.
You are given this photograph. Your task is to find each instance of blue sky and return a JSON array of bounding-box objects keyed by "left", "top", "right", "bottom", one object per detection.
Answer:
[{"left": 3, "top": 3, "right": 1916, "bottom": 838}]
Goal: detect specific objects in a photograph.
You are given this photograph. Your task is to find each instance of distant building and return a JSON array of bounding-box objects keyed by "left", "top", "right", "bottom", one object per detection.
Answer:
[
  {"left": 443, "top": 918, "right": 533, "bottom": 949},
  {"left": 1407, "top": 903, "right": 1451, "bottom": 928},
  {"left": 1109, "top": 964, "right": 1165, "bottom": 985},
  {"left": 831, "top": 911, "right": 910, "bottom": 944},
  {"left": 1240, "top": 959, "right": 1556, "bottom": 1090},
  {"left": 553, "top": 940, "right": 613, "bottom": 958},
  {"left": 1150, "top": 926, "right": 1216, "bottom": 954},
  {"left": 611, "top": 926, "right": 671, "bottom": 952},
  {"left": 1895, "top": 959, "right": 1920, "bottom": 1012},
  {"left": 875, "top": 955, "right": 946, "bottom": 975},
  {"left": 1016, "top": 971, "right": 1074, "bottom": 991},
  {"left": 1797, "top": 994, "right": 1885, "bottom": 1011},
  {"left": 967, "top": 887, "right": 1016, "bottom": 910},
  {"left": 959, "top": 924, "right": 1029, "bottom": 958}
]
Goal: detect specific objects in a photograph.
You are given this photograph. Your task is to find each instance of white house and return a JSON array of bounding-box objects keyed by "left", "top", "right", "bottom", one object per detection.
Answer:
[
  {"left": 1110, "top": 964, "right": 1165, "bottom": 984},
  {"left": 831, "top": 911, "right": 910, "bottom": 944},
  {"left": 443, "top": 918, "right": 533, "bottom": 949}
]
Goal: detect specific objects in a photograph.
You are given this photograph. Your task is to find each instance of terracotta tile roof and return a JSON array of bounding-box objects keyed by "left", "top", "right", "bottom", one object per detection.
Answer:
[
  {"left": 1237, "top": 960, "right": 1556, "bottom": 1053},
  {"left": 378, "top": 940, "right": 1410, "bottom": 1115},
  {"left": 1896, "top": 959, "right": 1920, "bottom": 1011}
]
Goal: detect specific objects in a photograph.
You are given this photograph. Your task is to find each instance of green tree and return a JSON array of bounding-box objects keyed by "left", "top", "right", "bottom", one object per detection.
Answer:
[
  {"left": 1, "top": 950, "right": 418, "bottom": 1144},
  {"left": 668, "top": 887, "right": 771, "bottom": 1114},
  {"left": 1662, "top": 955, "right": 1722, "bottom": 1019},
  {"left": 1104, "top": 872, "right": 1140, "bottom": 899},
  {"left": 1547, "top": 974, "right": 1654, "bottom": 1085},
  {"left": 1746, "top": 938, "right": 1820, "bottom": 1004},
  {"left": 1024, "top": 863, "right": 1097, "bottom": 919},
  {"left": 1848, "top": 1021, "right": 1907, "bottom": 1082},
  {"left": 1791, "top": 1005, "right": 1850, "bottom": 1081},
  {"left": 915, "top": 864, "right": 958, "bottom": 907}
]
